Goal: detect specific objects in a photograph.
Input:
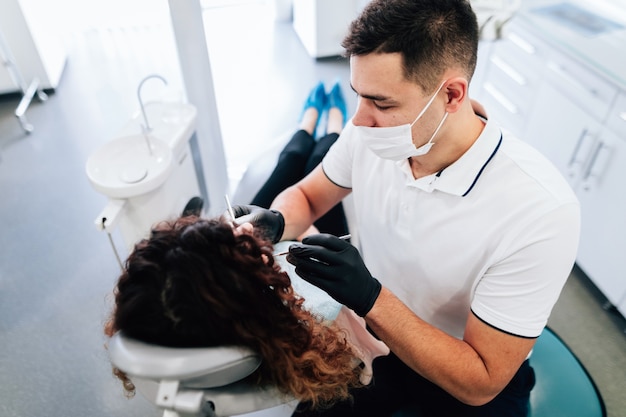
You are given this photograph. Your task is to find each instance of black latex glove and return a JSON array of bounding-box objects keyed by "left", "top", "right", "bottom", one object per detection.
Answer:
[
  {"left": 229, "top": 204, "right": 285, "bottom": 244},
  {"left": 287, "top": 233, "right": 381, "bottom": 317}
]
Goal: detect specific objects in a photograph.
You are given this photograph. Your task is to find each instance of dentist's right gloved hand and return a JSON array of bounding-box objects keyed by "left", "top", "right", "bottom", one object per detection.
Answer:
[
  {"left": 287, "top": 233, "right": 382, "bottom": 317},
  {"left": 229, "top": 204, "right": 285, "bottom": 243}
]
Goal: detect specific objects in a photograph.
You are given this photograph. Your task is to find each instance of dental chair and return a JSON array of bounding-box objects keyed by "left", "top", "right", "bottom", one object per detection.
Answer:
[
  {"left": 106, "top": 136, "right": 353, "bottom": 417},
  {"left": 107, "top": 332, "right": 295, "bottom": 417},
  {"left": 528, "top": 327, "right": 606, "bottom": 417}
]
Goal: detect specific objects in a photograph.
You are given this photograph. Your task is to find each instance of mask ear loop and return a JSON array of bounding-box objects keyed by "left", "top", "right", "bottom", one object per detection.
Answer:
[
  {"left": 414, "top": 111, "right": 449, "bottom": 155},
  {"left": 410, "top": 80, "right": 447, "bottom": 127},
  {"left": 427, "top": 112, "right": 449, "bottom": 145},
  {"left": 428, "top": 112, "right": 450, "bottom": 142}
]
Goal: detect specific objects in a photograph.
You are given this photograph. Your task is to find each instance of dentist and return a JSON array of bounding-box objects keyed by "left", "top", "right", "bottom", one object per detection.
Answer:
[{"left": 232, "top": 0, "right": 580, "bottom": 415}]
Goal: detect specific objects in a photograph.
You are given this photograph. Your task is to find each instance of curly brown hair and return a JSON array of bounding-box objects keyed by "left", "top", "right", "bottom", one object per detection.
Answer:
[{"left": 104, "top": 216, "right": 362, "bottom": 408}]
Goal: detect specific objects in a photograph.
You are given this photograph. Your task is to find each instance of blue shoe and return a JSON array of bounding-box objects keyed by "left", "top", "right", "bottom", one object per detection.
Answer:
[
  {"left": 327, "top": 80, "right": 348, "bottom": 125},
  {"left": 299, "top": 81, "right": 327, "bottom": 125}
]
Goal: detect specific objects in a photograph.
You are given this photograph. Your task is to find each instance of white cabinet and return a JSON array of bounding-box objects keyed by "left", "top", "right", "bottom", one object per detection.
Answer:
[
  {"left": 523, "top": 82, "right": 604, "bottom": 190},
  {"left": 476, "top": 21, "right": 547, "bottom": 139},
  {"left": 606, "top": 92, "right": 626, "bottom": 136},
  {"left": 470, "top": 41, "right": 492, "bottom": 102},
  {"left": 0, "top": 0, "right": 67, "bottom": 94},
  {"left": 575, "top": 127, "right": 626, "bottom": 308},
  {"left": 523, "top": 51, "right": 612, "bottom": 190},
  {"left": 292, "top": 0, "right": 366, "bottom": 58},
  {"left": 477, "top": 14, "right": 626, "bottom": 315},
  {"left": 575, "top": 92, "right": 626, "bottom": 311},
  {"left": 503, "top": 20, "right": 626, "bottom": 315}
]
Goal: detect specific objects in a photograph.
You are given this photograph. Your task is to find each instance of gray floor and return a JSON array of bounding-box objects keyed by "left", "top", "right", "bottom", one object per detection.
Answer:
[{"left": 0, "top": 2, "right": 624, "bottom": 417}]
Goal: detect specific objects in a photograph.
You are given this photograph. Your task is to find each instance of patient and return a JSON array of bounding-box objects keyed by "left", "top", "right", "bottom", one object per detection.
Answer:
[
  {"left": 239, "top": 80, "right": 350, "bottom": 239},
  {"left": 104, "top": 215, "right": 380, "bottom": 409}
]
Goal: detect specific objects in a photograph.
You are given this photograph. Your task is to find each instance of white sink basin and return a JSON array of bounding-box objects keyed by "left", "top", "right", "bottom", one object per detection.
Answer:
[
  {"left": 86, "top": 134, "right": 174, "bottom": 199},
  {"left": 119, "top": 102, "right": 198, "bottom": 157}
]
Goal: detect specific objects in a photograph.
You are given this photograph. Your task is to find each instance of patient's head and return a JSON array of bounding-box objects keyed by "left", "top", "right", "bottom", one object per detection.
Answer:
[{"left": 104, "top": 216, "right": 361, "bottom": 407}]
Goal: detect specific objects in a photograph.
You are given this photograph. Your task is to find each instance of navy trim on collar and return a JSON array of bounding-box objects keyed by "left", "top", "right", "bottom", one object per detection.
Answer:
[{"left": 462, "top": 133, "right": 503, "bottom": 197}]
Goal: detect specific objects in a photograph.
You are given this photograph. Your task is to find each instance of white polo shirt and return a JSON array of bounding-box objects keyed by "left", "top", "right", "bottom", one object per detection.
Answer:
[{"left": 322, "top": 117, "right": 580, "bottom": 339}]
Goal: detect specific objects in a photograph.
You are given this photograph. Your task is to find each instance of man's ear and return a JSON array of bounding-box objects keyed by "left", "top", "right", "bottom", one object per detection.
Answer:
[{"left": 443, "top": 77, "right": 468, "bottom": 113}]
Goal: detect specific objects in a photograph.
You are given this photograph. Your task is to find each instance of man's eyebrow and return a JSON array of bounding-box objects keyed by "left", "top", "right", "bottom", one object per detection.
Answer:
[{"left": 350, "top": 83, "right": 392, "bottom": 102}]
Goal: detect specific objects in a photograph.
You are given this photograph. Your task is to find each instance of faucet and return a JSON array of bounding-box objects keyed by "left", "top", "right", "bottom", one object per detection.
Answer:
[{"left": 137, "top": 74, "right": 168, "bottom": 133}]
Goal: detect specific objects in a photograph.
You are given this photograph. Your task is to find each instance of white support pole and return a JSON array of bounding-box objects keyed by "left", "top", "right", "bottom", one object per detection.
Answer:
[{"left": 168, "top": 0, "right": 229, "bottom": 215}]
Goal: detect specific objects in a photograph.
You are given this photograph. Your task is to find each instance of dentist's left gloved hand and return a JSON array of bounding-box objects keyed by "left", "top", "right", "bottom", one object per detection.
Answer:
[
  {"left": 287, "top": 234, "right": 381, "bottom": 317},
  {"left": 228, "top": 205, "right": 285, "bottom": 243}
]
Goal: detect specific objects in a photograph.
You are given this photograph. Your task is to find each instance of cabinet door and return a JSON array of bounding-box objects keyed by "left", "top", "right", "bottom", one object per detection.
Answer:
[
  {"left": 478, "top": 20, "right": 547, "bottom": 138},
  {"left": 470, "top": 41, "right": 493, "bottom": 102},
  {"left": 523, "top": 81, "right": 626, "bottom": 307},
  {"left": 523, "top": 82, "right": 603, "bottom": 190},
  {"left": 575, "top": 128, "right": 626, "bottom": 308}
]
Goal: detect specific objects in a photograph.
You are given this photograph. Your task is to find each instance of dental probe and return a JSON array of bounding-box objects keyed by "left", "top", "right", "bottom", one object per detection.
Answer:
[
  {"left": 224, "top": 194, "right": 236, "bottom": 227},
  {"left": 274, "top": 234, "right": 352, "bottom": 256}
]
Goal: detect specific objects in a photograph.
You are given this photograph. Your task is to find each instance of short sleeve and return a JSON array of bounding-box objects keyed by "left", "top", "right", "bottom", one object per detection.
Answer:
[
  {"left": 471, "top": 202, "right": 581, "bottom": 338},
  {"left": 321, "top": 120, "right": 357, "bottom": 189}
]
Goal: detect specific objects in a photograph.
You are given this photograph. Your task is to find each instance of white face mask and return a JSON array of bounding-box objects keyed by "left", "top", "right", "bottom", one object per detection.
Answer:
[{"left": 356, "top": 81, "right": 449, "bottom": 161}]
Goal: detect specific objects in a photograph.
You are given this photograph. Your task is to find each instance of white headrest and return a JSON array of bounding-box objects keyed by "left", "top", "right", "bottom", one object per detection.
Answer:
[{"left": 107, "top": 332, "right": 262, "bottom": 388}]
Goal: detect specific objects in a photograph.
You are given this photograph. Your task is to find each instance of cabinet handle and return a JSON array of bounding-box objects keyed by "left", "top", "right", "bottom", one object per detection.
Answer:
[
  {"left": 490, "top": 56, "right": 526, "bottom": 86},
  {"left": 508, "top": 32, "right": 536, "bottom": 55},
  {"left": 567, "top": 129, "right": 595, "bottom": 179},
  {"left": 547, "top": 62, "right": 599, "bottom": 98},
  {"left": 582, "top": 142, "right": 611, "bottom": 191},
  {"left": 484, "top": 82, "right": 518, "bottom": 114}
]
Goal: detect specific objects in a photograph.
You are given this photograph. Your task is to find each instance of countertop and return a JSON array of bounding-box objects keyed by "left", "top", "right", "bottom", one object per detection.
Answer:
[{"left": 513, "top": 0, "right": 626, "bottom": 90}]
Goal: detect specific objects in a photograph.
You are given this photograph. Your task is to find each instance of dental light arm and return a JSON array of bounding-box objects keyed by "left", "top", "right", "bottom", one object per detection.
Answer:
[{"left": 471, "top": 0, "right": 522, "bottom": 40}]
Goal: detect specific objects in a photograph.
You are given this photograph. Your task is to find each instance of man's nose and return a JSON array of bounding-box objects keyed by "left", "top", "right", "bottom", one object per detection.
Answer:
[{"left": 351, "top": 98, "right": 376, "bottom": 127}]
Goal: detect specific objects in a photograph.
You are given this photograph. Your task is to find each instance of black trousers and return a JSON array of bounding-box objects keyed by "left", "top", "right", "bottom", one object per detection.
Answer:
[
  {"left": 293, "top": 351, "right": 535, "bottom": 417},
  {"left": 251, "top": 130, "right": 348, "bottom": 237}
]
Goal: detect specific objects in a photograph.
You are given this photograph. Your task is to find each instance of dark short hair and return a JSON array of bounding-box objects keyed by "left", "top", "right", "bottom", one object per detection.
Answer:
[{"left": 342, "top": 0, "right": 479, "bottom": 93}]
